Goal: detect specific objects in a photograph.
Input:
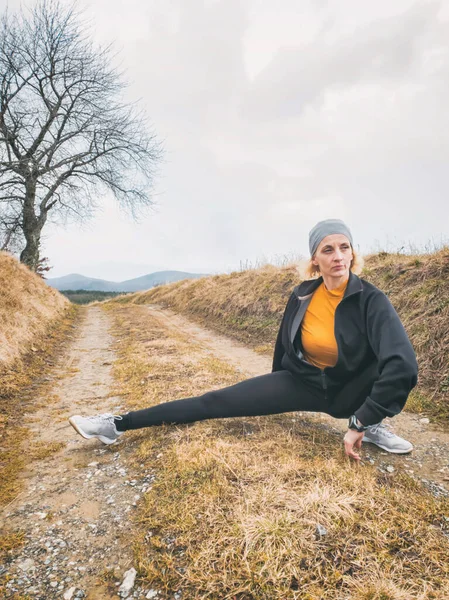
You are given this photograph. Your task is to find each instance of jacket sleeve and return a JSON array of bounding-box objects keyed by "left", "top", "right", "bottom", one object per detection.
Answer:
[
  {"left": 272, "top": 292, "right": 295, "bottom": 373},
  {"left": 354, "top": 290, "right": 418, "bottom": 426}
]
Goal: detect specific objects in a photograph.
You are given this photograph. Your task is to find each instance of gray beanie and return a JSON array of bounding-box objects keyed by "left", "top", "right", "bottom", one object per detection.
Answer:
[{"left": 309, "top": 219, "right": 353, "bottom": 257}]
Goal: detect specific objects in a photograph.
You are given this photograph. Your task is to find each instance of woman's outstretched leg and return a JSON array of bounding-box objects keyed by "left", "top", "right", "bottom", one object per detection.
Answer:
[
  {"left": 69, "top": 370, "right": 327, "bottom": 444},
  {"left": 119, "top": 370, "right": 325, "bottom": 429}
]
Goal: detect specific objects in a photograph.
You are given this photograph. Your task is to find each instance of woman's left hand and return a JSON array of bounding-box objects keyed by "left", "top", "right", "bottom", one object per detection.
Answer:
[{"left": 343, "top": 429, "right": 364, "bottom": 461}]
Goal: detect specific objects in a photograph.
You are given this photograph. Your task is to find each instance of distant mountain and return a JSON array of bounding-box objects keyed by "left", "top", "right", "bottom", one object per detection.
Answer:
[{"left": 47, "top": 270, "right": 208, "bottom": 292}]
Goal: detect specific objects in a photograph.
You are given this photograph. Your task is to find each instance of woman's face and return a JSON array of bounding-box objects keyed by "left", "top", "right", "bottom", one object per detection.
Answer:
[{"left": 312, "top": 234, "right": 353, "bottom": 279}]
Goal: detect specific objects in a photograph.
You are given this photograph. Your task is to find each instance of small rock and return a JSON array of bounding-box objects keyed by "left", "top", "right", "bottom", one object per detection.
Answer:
[
  {"left": 315, "top": 524, "right": 327, "bottom": 538},
  {"left": 146, "top": 591, "right": 159, "bottom": 599},
  {"left": 420, "top": 418, "right": 430, "bottom": 424},
  {"left": 64, "top": 587, "right": 76, "bottom": 600},
  {"left": 386, "top": 465, "right": 395, "bottom": 473},
  {"left": 75, "top": 591, "right": 86, "bottom": 599},
  {"left": 87, "top": 462, "right": 99, "bottom": 467},
  {"left": 50, "top": 581, "right": 58, "bottom": 588},
  {"left": 119, "top": 567, "right": 137, "bottom": 598},
  {"left": 17, "top": 558, "right": 35, "bottom": 572}
]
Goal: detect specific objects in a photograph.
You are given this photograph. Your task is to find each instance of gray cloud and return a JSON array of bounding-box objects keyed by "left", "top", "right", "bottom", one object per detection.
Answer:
[
  {"left": 243, "top": 1, "right": 443, "bottom": 119},
  {"left": 1, "top": 0, "right": 448, "bottom": 277}
]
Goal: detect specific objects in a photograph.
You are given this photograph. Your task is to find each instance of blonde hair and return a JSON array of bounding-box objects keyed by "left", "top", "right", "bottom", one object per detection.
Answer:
[{"left": 297, "top": 248, "right": 364, "bottom": 281}]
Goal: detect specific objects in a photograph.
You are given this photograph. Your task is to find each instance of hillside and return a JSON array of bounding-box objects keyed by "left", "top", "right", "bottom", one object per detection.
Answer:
[
  {"left": 0, "top": 252, "right": 70, "bottom": 371},
  {"left": 47, "top": 270, "right": 208, "bottom": 292},
  {"left": 110, "top": 247, "right": 449, "bottom": 420}
]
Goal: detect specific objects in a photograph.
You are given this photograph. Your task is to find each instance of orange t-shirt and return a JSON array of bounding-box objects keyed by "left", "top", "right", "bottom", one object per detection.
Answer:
[{"left": 301, "top": 278, "right": 348, "bottom": 370}]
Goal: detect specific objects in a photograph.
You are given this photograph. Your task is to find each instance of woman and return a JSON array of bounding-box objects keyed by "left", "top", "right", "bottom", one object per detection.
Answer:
[{"left": 69, "top": 219, "right": 418, "bottom": 461}]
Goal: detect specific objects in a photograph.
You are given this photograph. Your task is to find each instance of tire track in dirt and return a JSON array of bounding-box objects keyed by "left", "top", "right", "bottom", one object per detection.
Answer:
[{"left": 0, "top": 307, "right": 155, "bottom": 600}]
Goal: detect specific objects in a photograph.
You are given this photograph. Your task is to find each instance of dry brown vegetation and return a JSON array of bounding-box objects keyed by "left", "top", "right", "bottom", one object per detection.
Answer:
[
  {"left": 105, "top": 302, "right": 449, "bottom": 600},
  {"left": 0, "top": 309, "right": 79, "bottom": 507},
  {"left": 0, "top": 252, "right": 78, "bottom": 512},
  {"left": 110, "top": 247, "right": 449, "bottom": 420},
  {"left": 0, "top": 251, "right": 69, "bottom": 368},
  {"left": 102, "top": 304, "right": 449, "bottom": 600}
]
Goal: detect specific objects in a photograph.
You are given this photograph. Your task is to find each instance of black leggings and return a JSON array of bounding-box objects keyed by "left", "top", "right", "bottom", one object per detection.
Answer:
[{"left": 118, "top": 362, "right": 380, "bottom": 431}]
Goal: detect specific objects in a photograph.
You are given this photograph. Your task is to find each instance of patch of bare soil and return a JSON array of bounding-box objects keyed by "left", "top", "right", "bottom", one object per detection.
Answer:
[
  {"left": 146, "top": 304, "right": 449, "bottom": 496},
  {"left": 0, "top": 307, "right": 154, "bottom": 600}
]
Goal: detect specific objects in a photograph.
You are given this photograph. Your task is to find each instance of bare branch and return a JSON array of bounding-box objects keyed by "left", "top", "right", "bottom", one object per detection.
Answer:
[{"left": 0, "top": 0, "right": 162, "bottom": 270}]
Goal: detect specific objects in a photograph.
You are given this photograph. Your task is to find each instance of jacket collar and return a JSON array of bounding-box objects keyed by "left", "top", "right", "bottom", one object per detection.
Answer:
[{"left": 294, "top": 270, "right": 363, "bottom": 300}]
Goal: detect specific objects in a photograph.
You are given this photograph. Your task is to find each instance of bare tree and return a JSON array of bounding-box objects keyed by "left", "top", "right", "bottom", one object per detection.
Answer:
[{"left": 0, "top": 0, "right": 162, "bottom": 270}]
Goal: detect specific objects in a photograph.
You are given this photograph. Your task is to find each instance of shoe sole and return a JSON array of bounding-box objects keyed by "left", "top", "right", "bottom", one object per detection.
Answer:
[
  {"left": 68, "top": 417, "right": 118, "bottom": 445},
  {"left": 362, "top": 438, "right": 413, "bottom": 454}
]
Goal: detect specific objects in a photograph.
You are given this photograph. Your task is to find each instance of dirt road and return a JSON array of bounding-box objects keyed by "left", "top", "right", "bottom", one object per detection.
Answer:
[
  {"left": 1, "top": 304, "right": 448, "bottom": 599},
  {"left": 1, "top": 307, "right": 150, "bottom": 599}
]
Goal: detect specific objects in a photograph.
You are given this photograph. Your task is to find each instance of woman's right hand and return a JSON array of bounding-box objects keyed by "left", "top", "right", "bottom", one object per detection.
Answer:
[{"left": 343, "top": 428, "right": 364, "bottom": 461}]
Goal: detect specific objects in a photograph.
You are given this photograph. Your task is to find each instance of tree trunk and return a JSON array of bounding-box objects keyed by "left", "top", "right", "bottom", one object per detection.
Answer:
[
  {"left": 20, "top": 231, "right": 41, "bottom": 271},
  {"left": 20, "top": 179, "right": 45, "bottom": 271}
]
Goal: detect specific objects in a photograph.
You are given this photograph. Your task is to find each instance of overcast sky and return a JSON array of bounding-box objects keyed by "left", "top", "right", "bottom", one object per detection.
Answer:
[{"left": 3, "top": 0, "right": 449, "bottom": 280}]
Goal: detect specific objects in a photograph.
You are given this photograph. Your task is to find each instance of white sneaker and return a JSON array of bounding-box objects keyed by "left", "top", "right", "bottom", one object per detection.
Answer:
[
  {"left": 363, "top": 422, "right": 413, "bottom": 454},
  {"left": 69, "top": 413, "right": 124, "bottom": 445}
]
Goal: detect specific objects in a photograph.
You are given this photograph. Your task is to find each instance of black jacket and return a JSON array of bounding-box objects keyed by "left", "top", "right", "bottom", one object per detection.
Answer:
[{"left": 272, "top": 271, "right": 418, "bottom": 426}]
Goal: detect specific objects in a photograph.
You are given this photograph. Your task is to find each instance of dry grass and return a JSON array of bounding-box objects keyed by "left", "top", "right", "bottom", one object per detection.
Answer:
[
  {"left": 0, "top": 252, "right": 80, "bottom": 525},
  {"left": 107, "top": 248, "right": 449, "bottom": 422},
  {"left": 109, "top": 263, "right": 298, "bottom": 348},
  {"left": 0, "top": 306, "right": 78, "bottom": 571},
  {"left": 0, "top": 307, "right": 78, "bottom": 508},
  {"left": 0, "top": 531, "right": 25, "bottom": 562},
  {"left": 0, "top": 251, "right": 69, "bottom": 368},
  {"left": 28, "top": 441, "right": 66, "bottom": 461},
  {"left": 107, "top": 303, "right": 449, "bottom": 600}
]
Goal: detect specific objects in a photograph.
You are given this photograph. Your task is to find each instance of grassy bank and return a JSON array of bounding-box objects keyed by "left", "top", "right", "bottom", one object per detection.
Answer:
[
  {"left": 0, "top": 252, "right": 80, "bottom": 568},
  {"left": 105, "top": 302, "right": 449, "bottom": 600},
  {"left": 0, "top": 305, "right": 80, "bottom": 511},
  {"left": 0, "top": 252, "right": 69, "bottom": 368},
  {"left": 109, "top": 248, "right": 449, "bottom": 421},
  {"left": 0, "top": 252, "right": 77, "bottom": 511}
]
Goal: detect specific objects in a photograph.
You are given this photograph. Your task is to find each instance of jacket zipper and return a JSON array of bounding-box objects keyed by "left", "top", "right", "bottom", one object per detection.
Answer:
[
  {"left": 320, "top": 299, "right": 343, "bottom": 399},
  {"left": 321, "top": 370, "right": 328, "bottom": 400}
]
